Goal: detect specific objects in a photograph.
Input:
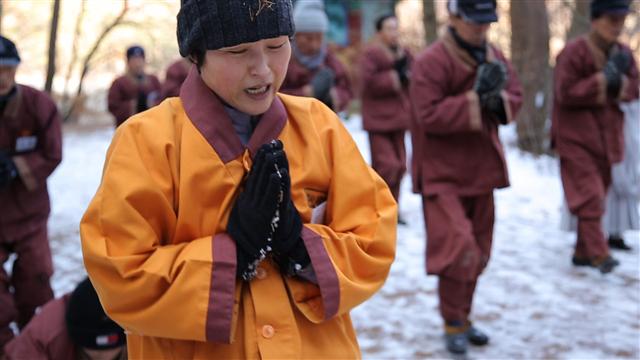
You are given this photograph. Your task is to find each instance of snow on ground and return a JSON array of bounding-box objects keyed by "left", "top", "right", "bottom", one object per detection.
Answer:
[{"left": 44, "top": 116, "right": 639, "bottom": 359}]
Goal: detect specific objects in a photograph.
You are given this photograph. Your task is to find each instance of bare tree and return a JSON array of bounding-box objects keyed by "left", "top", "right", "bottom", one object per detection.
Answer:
[
  {"left": 567, "top": 0, "right": 590, "bottom": 40},
  {"left": 45, "top": 0, "right": 61, "bottom": 94},
  {"left": 64, "top": 0, "right": 130, "bottom": 122},
  {"left": 423, "top": 0, "right": 438, "bottom": 45},
  {"left": 510, "top": 0, "right": 551, "bottom": 155},
  {"left": 61, "top": 1, "right": 86, "bottom": 108}
]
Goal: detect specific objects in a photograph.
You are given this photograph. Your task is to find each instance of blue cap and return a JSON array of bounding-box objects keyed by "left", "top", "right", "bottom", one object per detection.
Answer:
[
  {"left": 591, "top": 0, "right": 631, "bottom": 19},
  {"left": 126, "top": 45, "right": 145, "bottom": 59},
  {"left": 448, "top": 0, "right": 498, "bottom": 24},
  {"left": 0, "top": 36, "right": 21, "bottom": 66}
]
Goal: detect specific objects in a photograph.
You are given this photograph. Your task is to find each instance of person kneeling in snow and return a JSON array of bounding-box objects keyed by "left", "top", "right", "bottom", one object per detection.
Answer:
[
  {"left": 3, "top": 277, "right": 126, "bottom": 360},
  {"left": 79, "top": 0, "right": 397, "bottom": 358}
]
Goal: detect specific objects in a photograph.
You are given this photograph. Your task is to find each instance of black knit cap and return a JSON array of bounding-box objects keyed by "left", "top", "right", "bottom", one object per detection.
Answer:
[
  {"left": 448, "top": 0, "right": 498, "bottom": 24},
  {"left": 177, "top": 0, "right": 295, "bottom": 58},
  {"left": 66, "top": 278, "right": 126, "bottom": 350},
  {"left": 0, "top": 36, "right": 21, "bottom": 66},
  {"left": 591, "top": 0, "right": 631, "bottom": 19}
]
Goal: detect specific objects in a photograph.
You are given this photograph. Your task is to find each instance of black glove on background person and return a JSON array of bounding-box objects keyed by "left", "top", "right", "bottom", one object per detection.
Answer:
[
  {"left": 269, "top": 150, "right": 308, "bottom": 276},
  {"left": 310, "top": 67, "right": 335, "bottom": 108},
  {"left": 0, "top": 152, "right": 18, "bottom": 188},
  {"left": 394, "top": 55, "right": 410, "bottom": 88},
  {"left": 228, "top": 143, "right": 282, "bottom": 280},
  {"left": 604, "top": 50, "right": 631, "bottom": 97},
  {"left": 474, "top": 62, "right": 507, "bottom": 97}
]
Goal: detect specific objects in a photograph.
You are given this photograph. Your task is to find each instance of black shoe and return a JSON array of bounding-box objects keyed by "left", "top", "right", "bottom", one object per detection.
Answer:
[
  {"left": 571, "top": 256, "right": 591, "bottom": 266},
  {"left": 572, "top": 255, "right": 619, "bottom": 274},
  {"left": 445, "top": 332, "right": 468, "bottom": 355},
  {"left": 596, "top": 256, "right": 620, "bottom": 274},
  {"left": 608, "top": 236, "right": 632, "bottom": 251},
  {"left": 466, "top": 325, "right": 489, "bottom": 346}
]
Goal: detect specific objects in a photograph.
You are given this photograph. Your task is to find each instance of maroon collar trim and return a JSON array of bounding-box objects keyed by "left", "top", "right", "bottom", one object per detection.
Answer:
[{"left": 180, "top": 67, "right": 287, "bottom": 163}]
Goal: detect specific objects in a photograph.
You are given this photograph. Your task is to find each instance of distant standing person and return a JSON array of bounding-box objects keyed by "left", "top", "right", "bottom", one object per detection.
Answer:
[
  {"left": 0, "top": 35, "right": 62, "bottom": 350},
  {"left": 280, "top": 0, "right": 353, "bottom": 112},
  {"left": 107, "top": 45, "right": 161, "bottom": 127},
  {"left": 160, "top": 58, "right": 191, "bottom": 100},
  {"left": 552, "top": 0, "right": 638, "bottom": 273},
  {"left": 3, "top": 277, "right": 127, "bottom": 360},
  {"left": 603, "top": 98, "right": 639, "bottom": 251},
  {"left": 409, "top": 0, "right": 523, "bottom": 355},
  {"left": 360, "top": 14, "right": 412, "bottom": 224}
]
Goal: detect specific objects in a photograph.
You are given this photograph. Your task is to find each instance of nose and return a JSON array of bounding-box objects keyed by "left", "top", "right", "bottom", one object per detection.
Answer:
[{"left": 249, "top": 49, "right": 270, "bottom": 78}]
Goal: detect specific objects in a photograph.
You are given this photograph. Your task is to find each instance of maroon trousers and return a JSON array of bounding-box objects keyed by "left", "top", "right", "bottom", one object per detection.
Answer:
[
  {"left": 423, "top": 193, "right": 494, "bottom": 323},
  {"left": 0, "top": 222, "right": 54, "bottom": 347},
  {"left": 369, "top": 130, "right": 406, "bottom": 202},
  {"left": 560, "top": 155, "right": 611, "bottom": 259}
]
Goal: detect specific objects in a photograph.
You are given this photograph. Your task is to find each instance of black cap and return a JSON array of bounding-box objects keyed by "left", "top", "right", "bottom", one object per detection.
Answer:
[
  {"left": 591, "top": 0, "right": 631, "bottom": 19},
  {"left": 126, "top": 45, "right": 145, "bottom": 60},
  {"left": 448, "top": 0, "right": 498, "bottom": 24},
  {"left": 177, "top": 0, "right": 295, "bottom": 58},
  {"left": 66, "top": 278, "right": 126, "bottom": 350},
  {"left": 0, "top": 36, "right": 21, "bottom": 66}
]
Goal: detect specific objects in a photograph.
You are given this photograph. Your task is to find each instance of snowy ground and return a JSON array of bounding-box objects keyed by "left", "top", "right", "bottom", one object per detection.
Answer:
[{"left": 40, "top": 116, "right": 639, "bottom": 359}]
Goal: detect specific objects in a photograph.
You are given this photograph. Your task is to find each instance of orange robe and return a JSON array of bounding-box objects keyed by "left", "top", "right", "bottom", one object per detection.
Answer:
[{"left": 81, "top": 68, "right": 396, "bottom": 359}]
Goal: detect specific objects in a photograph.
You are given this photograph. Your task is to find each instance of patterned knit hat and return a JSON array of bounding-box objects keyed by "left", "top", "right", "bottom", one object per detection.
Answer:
[{"left": 177, "top": 0, "right": 295, "bottom": 57}]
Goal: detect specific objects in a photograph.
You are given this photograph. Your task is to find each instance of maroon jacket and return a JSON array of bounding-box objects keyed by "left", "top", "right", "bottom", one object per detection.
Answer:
[
  {"left": 552, "top": 35, "right": 639, "bottom": 165},
  {"left": 160, "top": 59, "right": 191, "bottom": 100},
  {"left": 107, "top": 73, "right": 161, "bottom": 127},
  {"left": 360, "top": 41, "right": 412, "bottom": 132},
  {"left": 0, "top": 85, "right": 62, "bottom": 240},
  {"left": 4, "top": 296, "right": 75, "bottom": 360},
  {"left": 280, "top": 51, "right": 353, "bottom": 112},
  {"left": 409, "top": 32, "right": 523, "bottom": 196}
]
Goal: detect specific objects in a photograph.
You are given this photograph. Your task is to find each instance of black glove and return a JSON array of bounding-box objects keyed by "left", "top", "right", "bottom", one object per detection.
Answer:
[
  {"left": 228, "top": 142, "right": 283, "bottom": 281},
  {"left": 604, "top": 50, "right": 631, "bottom": 97},
  {"left": 269, "top": 150, "right": 308, "bottom": 276},
  {"left": 394, "top": 55, "right": 410, "bottom": 88},
  {"left": 310, "top": 67, "right": 335, "bottom": 107},
  {"left": 473, "top": 61, "right": 508, "bottom": 100},
  {"left": 483, "top": 93, "right": 507, "bottom": 126},
  {"left": 136, "top": 91, "right": 148, "bottom": 113},
  {"left": 0, "top": 152, "right": 18, "bottom": 189}
]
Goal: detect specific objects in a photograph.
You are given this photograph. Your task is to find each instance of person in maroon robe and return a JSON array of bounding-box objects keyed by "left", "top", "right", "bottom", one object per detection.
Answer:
[
  {"left": 160, "top": 58, "right": 191, "bottom": 101},
  {"left": 280, "top": 0, "right": 352, "bottom": 113},
  {"left": 359, "top": 14, "right": 412, "bottom": 224},
  {"left": 0, "top": 35, "right": 62, "bottom": 351},
  {"left": 3, "top": 278, "right": 126, "bottom": 360},
  {"left": 552, "top": 0, "right": 638, "bottom": 274},
  {"left": 409, "top": 0, "right": 522, "bottom": 355},
  {"left": 107, "top": 46, "right": 161, "bottom": 127}
]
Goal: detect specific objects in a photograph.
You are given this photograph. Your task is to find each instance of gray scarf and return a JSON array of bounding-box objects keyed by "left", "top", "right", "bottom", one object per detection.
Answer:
[{"left": 291, "top": 41, "right": 327, "bottom": 70}]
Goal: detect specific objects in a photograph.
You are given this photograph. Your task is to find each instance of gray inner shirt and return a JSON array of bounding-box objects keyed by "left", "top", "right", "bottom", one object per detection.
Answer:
[{"left": 223, "top": 105, "right": 256, "bottom": 146}]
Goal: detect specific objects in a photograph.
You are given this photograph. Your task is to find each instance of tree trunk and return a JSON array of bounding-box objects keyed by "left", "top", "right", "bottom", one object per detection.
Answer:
[
  {"left": 423, "top": 0, "right": 437, "bottom": 45},
  {"left": 45, "top": 0, "right": 61, "bottom": 94},
  {"left": 567, "top": 0, "right": 590, "bottom": 40},
  {"left": 64, "top": 0, "right": 129, "bottom": 122},
  {"left": 62, "top": 1, "right": 86, "bottom": 108},
  {"left": 510, "top": 0, "right": 551, "bottom": 155},
  {"left": 0, "top": 0, "right": 4, "bottom": 34}
]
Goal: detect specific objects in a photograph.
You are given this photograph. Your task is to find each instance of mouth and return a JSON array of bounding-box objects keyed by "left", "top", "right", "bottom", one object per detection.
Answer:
[{"left": 245, "top": 84, "right": 271, "bottom": 96}]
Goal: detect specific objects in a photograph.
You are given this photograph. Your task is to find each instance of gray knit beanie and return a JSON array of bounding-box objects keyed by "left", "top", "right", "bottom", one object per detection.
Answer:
[
  {"left": 177, "top": 0, "right": 295, "bottom": 57},
  {"left": 293, "top": 0, "right": 329, "bottom": 33}
]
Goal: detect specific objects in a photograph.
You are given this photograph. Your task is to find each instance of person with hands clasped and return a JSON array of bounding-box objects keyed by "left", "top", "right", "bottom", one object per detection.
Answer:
[
  {"left": 409, "top": 0, "right": 522, "bottom": 355},
  {"left": 80, "top": 1, "right": 397, "bottom": 359},
  {"left": 359, "top": 14, "right": 413, "bottom": 224},
  {"left": 552, "top": 0, "right": 638, "bottom": 274},
  {"left": 280, "top": 0, "right": 353, "bottom": 112}
]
